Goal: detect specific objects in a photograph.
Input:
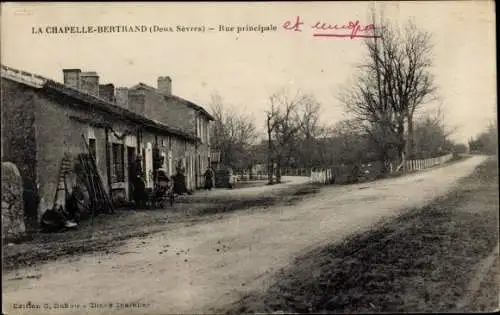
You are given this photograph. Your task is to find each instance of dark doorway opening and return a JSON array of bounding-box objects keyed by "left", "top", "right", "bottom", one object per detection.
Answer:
[
  {"left": 142, "top": 149, "right": 146, "bottom": 176},
  {"left": 127, "top": 146, "right": 136, "bottom": 201},
  {"left": 88, "top": 138, "right": 97, "bottom": 162}
]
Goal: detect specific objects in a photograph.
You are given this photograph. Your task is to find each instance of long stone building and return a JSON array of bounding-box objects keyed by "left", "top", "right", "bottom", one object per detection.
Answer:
[{"left": 1, "top": 65, "right": 214, "bottom": 225}]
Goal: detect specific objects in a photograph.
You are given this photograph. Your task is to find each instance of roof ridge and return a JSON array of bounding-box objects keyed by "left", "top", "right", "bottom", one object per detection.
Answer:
[
  {"left": 45, "top": 80, "right": 196, "bottom": 139},
  {"left": 1, "top": 64, "right": 49, "bottom": 88},
  {"left": 130, "top": 82, "right": 156, "bottom": 91}
]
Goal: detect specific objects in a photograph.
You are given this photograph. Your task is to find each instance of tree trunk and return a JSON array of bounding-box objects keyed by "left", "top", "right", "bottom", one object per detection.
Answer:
[
  {"left": 276, "top": 155, "right": 282, "bottom": 184},
  {"left": 395, "top": 141, "right": 406, "bottom": 172},
  {"left": 268, "top": 159, "right": 274, "bottom": 185},
  {"left": 276, "top": 166, "right": 282, "bottom": 184},
  {"left": 406, "top": 117, "right": 415, "bottom": 160},
  {"left": 267, "top": 116, "right": 274, "bottom": 185},
  {"left": 379, "top": 150, "right": 391, "bottom": 175}
]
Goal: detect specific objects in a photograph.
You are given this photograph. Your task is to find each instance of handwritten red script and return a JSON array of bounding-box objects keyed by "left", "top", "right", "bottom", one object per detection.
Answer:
[{"left": 283, "top": 16, "right": 382, "bottom": 39}]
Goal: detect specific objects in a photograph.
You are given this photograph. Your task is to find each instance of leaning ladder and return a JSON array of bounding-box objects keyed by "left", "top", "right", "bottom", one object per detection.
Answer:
[
  {"left": 51, "top": 152, "right": 73, "bottom": 211},
  {"left": 80, "top": 135, "right": 115, "bottom": 216}
]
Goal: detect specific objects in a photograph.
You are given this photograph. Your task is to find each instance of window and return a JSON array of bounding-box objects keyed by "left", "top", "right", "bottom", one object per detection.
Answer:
[
  {"left": 196, "top": 116, "right": 204, "bottom": 143},
  {"left": 161, "top": 152, "right": 167, "bottom": 170},
  {"left": 112, "top": 143, "right": 125, "bottom": 182},
  {"left": 88, "top": 138, "right": 97, "bottom": 163}
]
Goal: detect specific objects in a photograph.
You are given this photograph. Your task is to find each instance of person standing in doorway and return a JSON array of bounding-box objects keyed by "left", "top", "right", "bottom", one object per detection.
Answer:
[
  {"left": 204, "top": 166, "right": 214, "bottom": 190},
  {"left": 133, "top": 155, "right": 146, "bottom": 209}
]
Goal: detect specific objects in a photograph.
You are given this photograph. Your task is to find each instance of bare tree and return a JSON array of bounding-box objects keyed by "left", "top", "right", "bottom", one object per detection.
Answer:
[
  {"left": 209, "top": 94, "right": 258, "bottom": 170},
  {"left": 266, "top": 89, "right": 321, "bottom": 183},
  {"left": 295, "top": 95, "right": 322, "bottom": 169},
  {"left": 339, "top": 17, "right": 436, "bottom": 173},
  {"left": 412, "top": 107, "right": 455, "bottom": 159}
]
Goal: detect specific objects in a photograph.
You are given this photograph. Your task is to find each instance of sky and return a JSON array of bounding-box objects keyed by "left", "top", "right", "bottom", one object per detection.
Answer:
[{"left": 1, "top": 1, "right": 496, "bottom": 143}]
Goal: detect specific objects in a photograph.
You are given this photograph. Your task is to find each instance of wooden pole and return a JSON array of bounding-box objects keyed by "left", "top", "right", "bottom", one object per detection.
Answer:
[{"left": 267, "top": 114, "right": 274, "bottom": 185}]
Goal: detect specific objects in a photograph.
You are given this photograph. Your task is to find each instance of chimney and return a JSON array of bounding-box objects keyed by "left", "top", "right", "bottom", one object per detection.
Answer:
[
  {"left": 99, "top": 83, "right": 115, "bottom": 102},
  {"left": 62, "top": 69, "right": 81, "bottom": 89},
  {"left": 80, "top": 71, "right": 100, "bottom": 96},
  {"left": 115, "top": 87, "right": 129, "bottom": 109},
  {"left": 157, "top": 76, "right": 172, "bottom": 96}
]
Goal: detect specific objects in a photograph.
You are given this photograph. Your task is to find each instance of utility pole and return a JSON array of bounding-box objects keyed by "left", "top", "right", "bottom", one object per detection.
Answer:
[{"left": 267, "top": 112, "right": 274, "bottom": 185}]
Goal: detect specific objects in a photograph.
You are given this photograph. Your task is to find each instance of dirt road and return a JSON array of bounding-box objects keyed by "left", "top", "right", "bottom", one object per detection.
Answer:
[
  {"left": 187, "top": 175, "right": 309, "bottom": 199},
  {"left": 2, "top": 156, "right": 487, "bottom": 315}
]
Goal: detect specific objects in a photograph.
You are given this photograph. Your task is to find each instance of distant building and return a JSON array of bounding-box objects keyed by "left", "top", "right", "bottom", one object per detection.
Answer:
[{"left": 1, "top": 65, "right": 213, "bottom": 223}]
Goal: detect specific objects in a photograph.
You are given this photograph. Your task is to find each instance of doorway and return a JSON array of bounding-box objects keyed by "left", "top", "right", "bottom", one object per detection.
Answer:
[
  {"left": 127, "top": 146, "right": 136, "bottom": 201},
  {"left": 88, "top": 138, "right": 97, "bottom": 163}
]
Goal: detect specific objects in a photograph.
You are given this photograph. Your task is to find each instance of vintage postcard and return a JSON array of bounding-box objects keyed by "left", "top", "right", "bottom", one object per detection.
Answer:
[{"left": 1, "top": 1, "right": 498, "bottom": 314}]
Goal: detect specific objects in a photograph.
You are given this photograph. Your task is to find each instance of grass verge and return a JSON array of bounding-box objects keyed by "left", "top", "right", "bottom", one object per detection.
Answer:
[{"left": 223, "top": 156, "right": 499, "bottom": 314}]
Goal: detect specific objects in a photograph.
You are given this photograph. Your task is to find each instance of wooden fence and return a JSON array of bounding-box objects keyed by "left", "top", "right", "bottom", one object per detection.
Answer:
[
  {"left": 309, "top": 153, "right": 454, "bottom": 185},
  {"left": 403, "top": 153, "right": 453, "bottom": 172},
  {"left": 309, "top": 164, "right": 362, "bottom": 185},
  {"left": 310, "top": 168, "right": 336, "bottom": 185},
  {"left": 232, "top": 153, "right": 454, "bottom": 185}
]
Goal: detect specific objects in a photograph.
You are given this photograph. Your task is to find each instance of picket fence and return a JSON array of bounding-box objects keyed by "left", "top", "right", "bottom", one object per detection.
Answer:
[
  {"left": 309, "top": 153, "right": 454, "bottom": 185},
  {"left": 310, "top": 168, "right": 336, "bottom": 185},
  {"left": 403, "top": 153, "right": 453, "bottom": 172}
]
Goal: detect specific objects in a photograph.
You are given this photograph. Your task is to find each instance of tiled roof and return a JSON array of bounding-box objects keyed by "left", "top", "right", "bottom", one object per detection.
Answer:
[{"left": 1, "top": 64, "right": 198, "bottom": 142}]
